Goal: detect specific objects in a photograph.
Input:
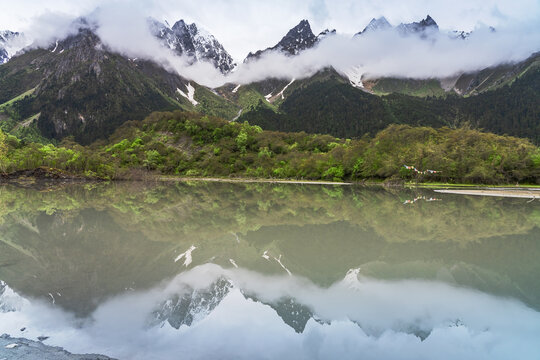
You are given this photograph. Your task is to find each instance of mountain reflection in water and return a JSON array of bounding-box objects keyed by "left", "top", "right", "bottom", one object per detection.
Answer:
[{"left": 0, "top": 182, "right": 539, "bottom": 359}]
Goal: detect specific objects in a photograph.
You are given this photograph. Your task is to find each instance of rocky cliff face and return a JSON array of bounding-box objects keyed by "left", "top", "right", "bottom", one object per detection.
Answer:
[
  {"left": 397, "top": 15, "right": 439, "bottom": 37},
  {"left": 245, "top": 19, "right": 319, "bottom": 61},
  {"left": 149, "top": 18, "right": 236, "bottom": 74}
]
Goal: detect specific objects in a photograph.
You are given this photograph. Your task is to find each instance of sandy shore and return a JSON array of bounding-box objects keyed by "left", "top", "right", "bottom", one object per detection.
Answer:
[
  {"left": 160, "top": 177, "right": 353, "bottom": 186},
  {"left": 434, "top": 189, "right": 540, "bottom": 199}
]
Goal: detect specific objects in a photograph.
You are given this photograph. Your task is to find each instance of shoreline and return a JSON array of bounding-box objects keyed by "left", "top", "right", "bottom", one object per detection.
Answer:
[
  {"left": 1, "top": 168, "right": 539, "bottom": 190},
  {"left": 434, "top": 189, "right": 540, "bottom": 199},
  {"left": 158, "top": 176, "right": 353, "bottom": 186}
]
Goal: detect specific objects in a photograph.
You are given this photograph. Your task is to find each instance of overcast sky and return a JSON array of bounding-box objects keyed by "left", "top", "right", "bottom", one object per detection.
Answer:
[{"left": 1, "top": 0, "right": 539, "bottom": 59}]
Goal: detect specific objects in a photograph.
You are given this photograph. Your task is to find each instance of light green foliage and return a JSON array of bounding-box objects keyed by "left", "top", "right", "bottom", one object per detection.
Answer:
[
  {"left": 1, "top": 110, "right": 539, "bottom": 184},
  {"left": 323, "top": 166, "right": 345, "bottom": 181},
  {"left": 0, "top": 129, "right": 7, "bottom": 172},
  {"left": 144, "top": 150, "right": 163, "bottom": 170},
  {"left": 235, "top": 130, "right": 248, "bottom": 153}
]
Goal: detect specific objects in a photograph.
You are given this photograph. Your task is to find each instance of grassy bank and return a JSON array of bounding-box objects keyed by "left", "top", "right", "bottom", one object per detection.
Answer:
[{"left": 0, "top": 111, "right": 538, "bottom": 185}]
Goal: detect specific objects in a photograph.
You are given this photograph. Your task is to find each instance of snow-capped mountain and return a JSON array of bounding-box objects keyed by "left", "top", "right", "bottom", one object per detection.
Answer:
[
  {"left": 151, "top": 278, "right": 234, "bottom": 328},
  {"left": 148, "top": 18, "right": 236, "bottom": 74},
  {"left": 357, "top": 17, "right": 392, "bottom": 35},
  {"left": 245, "top": 19, "right": 319, "bottom": 61},
  {"left": 450, "top": 30, "right": 472, "bottom": 40},
  {"left": 317, "top": 28, "right": 337, "bottom": 41},
  {"left": 0, "top": 30, "right": 26, "bottom": 64},
  {"left": 397, "top": 15, "right": 439, "bottom": 37},
  {"left": 354, "top": 15, "right": 440, "bottom": 38},
  {"left": 149, "top": 277, "right": 320, "bottom": 333}
]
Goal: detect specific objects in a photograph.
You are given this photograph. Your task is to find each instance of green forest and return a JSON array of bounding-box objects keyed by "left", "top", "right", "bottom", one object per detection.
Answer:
[
  {"left": 0, "top": 111, "right": 538, "bottom": 184},
  {"left": 241, "top": 66, "right": 540, "bottom": 144}
]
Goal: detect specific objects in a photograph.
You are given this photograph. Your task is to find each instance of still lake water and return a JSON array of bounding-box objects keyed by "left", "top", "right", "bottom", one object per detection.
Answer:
[{"left": 0, "top": 181, "right": 539, "bottom": 359}]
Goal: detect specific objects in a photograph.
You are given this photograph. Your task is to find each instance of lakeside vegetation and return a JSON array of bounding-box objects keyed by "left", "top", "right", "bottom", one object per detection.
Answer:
[{"left": 0, "top": 110, "right": 538, "bottom": 184}]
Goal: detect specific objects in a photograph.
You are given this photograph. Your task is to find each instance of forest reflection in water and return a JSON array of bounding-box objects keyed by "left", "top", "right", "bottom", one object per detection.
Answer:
[{"left": 0, "top": 181, "right": 539, "bottom": 359}]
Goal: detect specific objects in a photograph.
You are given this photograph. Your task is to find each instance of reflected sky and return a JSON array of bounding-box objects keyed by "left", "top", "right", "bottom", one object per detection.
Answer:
[{"left": 0, "top": 182, "right": 539, "bottom": 359}]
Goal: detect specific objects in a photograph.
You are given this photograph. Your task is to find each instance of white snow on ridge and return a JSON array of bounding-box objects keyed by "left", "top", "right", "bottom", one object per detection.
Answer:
[
  {"left": 174, "top": 245, "right": 197, "bottom": 267},
  {"left": 342, "top": 66, "right": 364, "bottom": 88},
  {"left": 229, "top": 259, "right": 238, "bottom": 268},
  {"left": 51, "top": 40, "right": 59, "bottom": 53},
  {"left": 264, "top": 93, "right": 273, "bottom": 101},
  {"left": 232, "top": 84, "right": 241, "bottom": 93},
  {"left": 276, "top": 78, "right": 295, "bottom": 100},
  {"left": 177, "top": 83, "right": 199, "bottom": 106}
]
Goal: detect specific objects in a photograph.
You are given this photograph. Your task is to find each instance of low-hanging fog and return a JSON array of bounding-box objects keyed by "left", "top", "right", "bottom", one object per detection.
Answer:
[{"left": 14, "top": 2, "right": 540, "bottom": 88}]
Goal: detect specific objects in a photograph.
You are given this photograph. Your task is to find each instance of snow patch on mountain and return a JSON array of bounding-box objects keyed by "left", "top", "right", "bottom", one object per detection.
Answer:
[
  {"left": 174, "top": 245, "right": 197, "bottom": 266},
  {"left": 177, "top": 84, "right": 198, "bottom": 106},
  {"left": 342, "top": 66, "right": 364, "bottom": 88},
  {"left": 276, "top": 78, "right": 295, "bottom": 100}
]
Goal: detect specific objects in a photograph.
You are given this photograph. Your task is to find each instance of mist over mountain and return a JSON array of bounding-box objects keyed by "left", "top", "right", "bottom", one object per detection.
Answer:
[
  {"left": 0, "top": 3, "right": 538, "bottom": 145},
  {"left": 4, "top": 3, "right": 538, "bottom": 88},
  {"left": 148, "top": 18, "right": 236, "bottom": 74},
  {"left": 0, "top": 30, "right": 27, "bottom": 64}
]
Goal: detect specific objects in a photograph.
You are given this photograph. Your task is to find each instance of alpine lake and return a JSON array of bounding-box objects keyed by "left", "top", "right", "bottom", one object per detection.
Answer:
[{"left": 0, "top": 181, "right": 539, "bottom": 359}]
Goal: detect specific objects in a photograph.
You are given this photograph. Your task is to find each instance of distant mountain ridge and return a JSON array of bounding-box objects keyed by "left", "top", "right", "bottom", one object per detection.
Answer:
[
  {"left": 148, "top": 18, "right": 236, "bottom": 74},
  {"left": 1, "top": 14, "right": 538, "bottom": 145},
  {"left": 245, "top": 19, "right": 335, "bottom": 61},
  {"left": 0, "top": 25, "right": 239, "bottom": 144},
  {"left": 0, "top": 30, "right": 25, "bottom": 64}
]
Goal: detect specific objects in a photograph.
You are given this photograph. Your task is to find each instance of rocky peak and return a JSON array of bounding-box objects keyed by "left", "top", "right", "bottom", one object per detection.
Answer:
[
  {"left": 276, "top": 19, "right": 317, "bottom": 55},
  {"left": 450, "top": 30, "right": 471, "bottom": 40},
  {"left": 246, "top": 19, "right": 319, "bottom": 61},
  {"left": 420, "top": 15, "right": 437, "bottom": 28},
  {"left": 359, "top": 17, "right": 392, "bottom": 35},
  {"left": 149, "top": 18, "right": 236, "bottom": 74},
  {"left": 317, "top": 29, "right": 337, "bottom": 41},
  {"left": 397, "top": 15, "right": 439, "bottom": 37}
]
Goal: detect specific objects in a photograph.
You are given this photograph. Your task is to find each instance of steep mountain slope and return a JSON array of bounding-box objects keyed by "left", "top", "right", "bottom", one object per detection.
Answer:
[
  {"left": 238, "top": 63, "right": 540, "bottom": 143},
  {"left": 396, "top": 15, "right": 439, "bottom": 37},
  {"left": 356, "top": 17, "right": 392, "bottom": 35},
  {"left": 148, "top": 18, "right": 236, "bottom": 73},
  {"left": 245, "top": 20, "right": 319, "bottom": 61},
  {"left": 0, "top": 27, "right": 238, "bottom": 144},
  {"left": 363, "top": 52, "right": 540, "bottom": 97}
]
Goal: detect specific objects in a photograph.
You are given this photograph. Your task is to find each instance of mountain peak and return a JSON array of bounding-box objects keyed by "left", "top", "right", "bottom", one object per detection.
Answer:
[
  {"left": 149, "top": 18, "right": 236, "bottom": 74},
  {"left": 279, "top": 19, "right": 317, "bottom": 54},
  {"left": 246, "top": 19, "right": 318, "bottom": 61},
  {"left": 317, "top": 29, "right": 336, "bottom": 40},
  {"left": 420, "top": 15, "right": 438, "bottom": 28},
  {"left": 360, "top": 17, "right": 392, "bottom": 34},
  {"left": 397, "top": 15, "right": 439, "bottom": 37}
]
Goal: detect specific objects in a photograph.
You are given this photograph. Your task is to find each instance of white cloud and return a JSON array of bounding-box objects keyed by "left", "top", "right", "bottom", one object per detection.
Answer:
[
  {"left": 1, "top": 0, "right": 539, "bottom": 60},
  {"left": 1, "top": 1, "right": 539, "bottom": 88}
]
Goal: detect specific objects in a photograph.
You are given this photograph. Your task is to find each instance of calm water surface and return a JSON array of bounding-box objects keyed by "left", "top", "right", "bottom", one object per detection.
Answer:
[{"left": 0, "top": 182, "right": 539, "bottom": 359}]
